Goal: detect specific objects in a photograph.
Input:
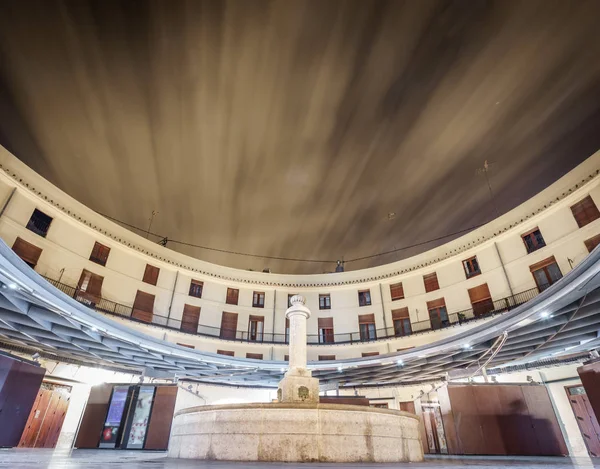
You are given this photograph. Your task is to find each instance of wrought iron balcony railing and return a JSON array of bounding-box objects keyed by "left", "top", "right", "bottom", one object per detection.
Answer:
[{"left": 41, "top": 275, "right": 542, "bottom": 346}]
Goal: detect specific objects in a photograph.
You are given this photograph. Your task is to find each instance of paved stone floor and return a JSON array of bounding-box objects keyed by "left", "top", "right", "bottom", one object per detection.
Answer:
[{"left": 0, "top": 449, "right": 598, "bottom": 469}]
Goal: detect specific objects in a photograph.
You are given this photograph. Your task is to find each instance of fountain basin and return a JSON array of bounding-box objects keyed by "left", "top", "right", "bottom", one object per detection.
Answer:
[{"left": 168, "top": 402, "right": 424, "bottom": 463}]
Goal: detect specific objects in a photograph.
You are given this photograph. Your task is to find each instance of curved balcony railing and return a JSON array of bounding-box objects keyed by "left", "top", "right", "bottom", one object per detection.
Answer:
[{"left": 41, "top": 275, "right": 541, "bottom": 346}]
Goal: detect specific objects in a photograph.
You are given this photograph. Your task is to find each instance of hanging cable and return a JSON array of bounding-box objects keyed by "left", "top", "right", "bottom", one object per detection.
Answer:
[{"left": 95, "top": 210, "right": 484, "bottom": 265}]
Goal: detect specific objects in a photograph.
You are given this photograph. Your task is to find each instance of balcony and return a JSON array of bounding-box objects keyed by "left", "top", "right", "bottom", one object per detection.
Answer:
[{"left": 41, "top": 275, "right": 542, "bottom": 346}]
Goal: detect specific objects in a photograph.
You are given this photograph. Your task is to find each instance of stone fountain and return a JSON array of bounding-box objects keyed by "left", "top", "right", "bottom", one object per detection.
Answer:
[{"left": 168, "top": 295, "right": 423, "bottom": 462}]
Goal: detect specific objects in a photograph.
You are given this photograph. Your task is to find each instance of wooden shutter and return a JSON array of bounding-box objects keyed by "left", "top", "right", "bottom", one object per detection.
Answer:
[
  {"left": 220, "top": 312, "right": 238, "bottom": 339},
  {"left": 132, "top": 290, "right": 155, "bottom": 322},
  {"left": 468, "top": 283, "right": 491, "bottom": 304},
  {"left": 529, "top": 256, "right": 558, "bottom": 272},
  {"left": 358, "top": 313, "right": 375, "bottom": 324},
  {"left": 145, "top": 386, "right": 178, "bottom": 450},
  {"left": 571, "top": 195, "right": 600, "bottom": 228},
  {"left": 585, "top": 234, "right": 600, "bottom": 253},
  {"left": 226, "top": 288, "right": 239, "bottom": 305},
  {"left": 318, "top": 317, "right": 334, "bottom": 328},
  {"left": 392, "top": 307, "right": 409, "bottom": 320},
  {"left": 181, "top": 304, "right": 201, "bottom": 333},
  {"left": 217, "top": 350, "right": 234, "bottom": 356},
  {"left": 86, "top": 273, "right": 104, "bottom": 297},
  {"left": 362, "top": 352, "right": 379, "bottom": 357},
  {"left": 426, "top": 298, "right": 446, "bottom": 310},
  {"left": 176, "top": 343, "right": 194, "bottom": 349},
  {"left": 246, "top": 353, "right": 263, "bottom": 360},
  {"left": 77, "top": 269, "right": 104, "bottom": 301},
  {"left": 390, "top": 282, "right": 404, "bottom": 300},
  {"left": 423, "top": 273, "right": 439, "bottom": 292},
  {"left": 90, "top": 242, "right": 110, "bottom": 266},
  {"left": 318, "top": 355, "right": 336, "bottom": 361},
  {"left": 143, "top": 264, "right": 160, "bottom": 285},
  {"left": 12, "top": 237, "right": 42, "bottom": 267}
]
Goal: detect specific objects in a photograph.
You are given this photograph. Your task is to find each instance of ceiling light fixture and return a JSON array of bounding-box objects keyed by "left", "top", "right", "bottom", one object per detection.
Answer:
[
  {"left": 540, "top": 311, "right": 550, "bottom": 319},
  {"left": 463, "top": 344, "right": 472, "bottom": 350}
]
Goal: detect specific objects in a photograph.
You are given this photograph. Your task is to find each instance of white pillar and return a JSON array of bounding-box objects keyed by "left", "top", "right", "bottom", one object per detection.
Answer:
[
  {"left": 278, "top": 295, "right": 319, "bottom": 403},
  {"left": 286, "top": 295, "right": 310, "bottom": 372}
]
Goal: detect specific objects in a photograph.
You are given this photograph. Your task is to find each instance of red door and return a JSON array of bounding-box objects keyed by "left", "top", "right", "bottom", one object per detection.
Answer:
[{"left": 566, "top": 386, "right": 600, "bottom": 457}]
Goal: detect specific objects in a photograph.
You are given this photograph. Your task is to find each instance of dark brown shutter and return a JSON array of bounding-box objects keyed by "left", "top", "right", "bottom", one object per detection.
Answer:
[
  {"left": 217, "top": 350, "right": 235, "bottom": 356},
  {"left": 143, "top": 264, "right": 160, "bottom": 285},
  {"left": 176, "top": 343, "right": 194, "bottom": 349},
  {"left": 246, "top": 353, "right": 263, "bottom": 360},
  {"left": 571, "top": 195, "right": 600, "bottom": 228},
  {"left": 468, "top": 283, "right": 491, "bottom": 304},
  {"left": 362, "top": 352, "right": 379, "bottom": 357},
  {"left": 390, "top": 282, "right": 404, "bottom": 300},
  {"left": 132, "top": 290, "right": 155, "bottom": 322},
  {"left": 86, "top": 273, "right": 104, "bottom": 297},
  {"left": 423, "top": 273, "right": 439, "bottom": 292},
  {"left": 358, "top": 313, "right": 375, "bottom": 324},
  {"left": 145, "top": 386, "right": 178, "bottom": 450},
  {"left": 585, "top": 234, "right": 600, "bottom": 253},
  {"left": 318, "top": 317, "right": 334, "bottom": 328},
  {"left": 226, "top": 288, "right": 239, "bottom": 305},
  {"left": 392, "top": 307, "right": 409, "bottom": 320},
  {"left": 529, "top": 256, "right": 558, "bottom": 272},
  {"left": 220, "top": 312, "right": 238, "bottom": 339},
  {"left": 12, "top": 237, "right": 42, "bottom": 267},
  {"left": 426, "top": 298, "right": 446, "bottom": 310},
  {"left": 90, "top": 242, "right": 110, "bottom": 266},
  {"left": 318, "top": 355, "right": 336, "bottom": 361},
  {"left": 284, "top": 354, "right": 289, "bottom": 361},
  {"left": 181, "top": 304, "right": 201, "bottom": 333}
]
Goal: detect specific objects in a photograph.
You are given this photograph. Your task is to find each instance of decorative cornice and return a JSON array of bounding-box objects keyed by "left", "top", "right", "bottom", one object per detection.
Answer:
[{"left": 0, "top": 161, "right": 598, "bottom": 289}]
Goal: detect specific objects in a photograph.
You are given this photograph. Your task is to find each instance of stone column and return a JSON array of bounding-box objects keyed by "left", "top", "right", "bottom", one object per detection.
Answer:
[{"left": 278, "top": 295, "right": 319, "bottom": 403}]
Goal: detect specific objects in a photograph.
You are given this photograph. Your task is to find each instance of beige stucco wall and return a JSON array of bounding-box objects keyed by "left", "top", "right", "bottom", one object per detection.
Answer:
[{"left": 0, "top": 145, "right": 598, "bottom": 362}]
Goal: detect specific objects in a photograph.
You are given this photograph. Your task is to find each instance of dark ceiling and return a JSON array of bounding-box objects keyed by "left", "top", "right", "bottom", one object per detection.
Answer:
[{"left": 0, "top": 1, "right": 599, "bottom": 274}]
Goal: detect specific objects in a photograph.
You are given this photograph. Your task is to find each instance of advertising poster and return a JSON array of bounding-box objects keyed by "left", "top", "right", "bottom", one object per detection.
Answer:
[
  {"left": 126, "top": 386, "right": 155, "bottom": 449},
  {"left": 99, "top": 386, "right": 130, "bottom": 448}
]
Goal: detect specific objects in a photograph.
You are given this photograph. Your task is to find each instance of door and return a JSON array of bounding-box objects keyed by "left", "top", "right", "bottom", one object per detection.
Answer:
[
  {"left": 180, "top": 304, "right": 200, "bottom": 334},
  {"left": 132, "top": 291, "right": 155, "bottom": 323},
  {"left": 220, "top": 312, "right": 238, "bottom": 340},
  {"left": 421, "top": 405, "right": 448, "bottom": 454},
  {"left": 566, "top": 386, "right": 600, "bottom": 457}
]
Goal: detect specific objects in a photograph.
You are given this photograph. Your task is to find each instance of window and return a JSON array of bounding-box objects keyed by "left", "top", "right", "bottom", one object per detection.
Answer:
[
  {"left": 252, "top": 291, "right": 265, "bottom": 308},
  {"left": 246, "top": 353, "right": 263, "bottom": 360},
  {"left": 285, "top": 318, "right": 290, "bottom": 343},
  {"left": 358, "top": 313, "right": 376, "bottom": 341},
  {"left": 392, "top": 307, "right": 412, "bottom": 337},
  {"left": 571, "top": 195, "right": 600, "bottom": 228},
  {"left": 89, "top": 242, "right": 110, "bottom": 266},
  {"left": 26, "top": 209, "right": 52, "bottom": 237},
  {"left": 217, "top": 350, "right": 235, "bottom": 356},
  {"left": 468, "top": 283, "right": 493, "bottom": 317},
  {"left": 142, "top": 264, "right": 160, "bottom": 286},
  {"left": 585, "top": 234, "right": 600, "bottom": 253},
  {"left": 423, "top": 273, "right": 439, "bottom": 293},
  {"left": 362, "top": 352, "right": 379, "bottom": 357},
  {"left": 189, "top": 280, "right": 203, "bottom": 298},
  {"left": 76, "top": 269, "right": 104, "bottom": 306},
  {"left": 287, "top": 294, "right": 297, "bottom": 308},
  {"left": 318, "top": 355, "right": 336, "bottom": 361},
  {"left": 358, "top": 290, "right": 371, "bottom": 307},
  {"left": 181, "top": 304, "right": 201, "bottom": 334},
  {"left": 132, "top": 290, "right": 155, "bottom": 323},
  {"left": 12, "top": 237, "right": 42, "bottom": 268},
  {"left": 319, "top": 294, "right": 331, "bottom": 310},
  {"left": 220, "top": 311, "right": 238, "bottom": 340},
  {"left": 318, "top": 317, "right": 334, "bottom": 344},
  {"left": 462, "top": 256, "right": 481, "bottom": 279},
  {"left": 522, "top": 228, "right": 546, "bottom": 254},
  {"left": 226, "top": 288, "right": 239, "bottom": 305},
  {"left": 371, "top": 403, "right": 389, "bottom": 409},
  {"left": 248, "top": 315, "right": 264, "bottom": 341},
  {"left": 530, "top": 256, "right": 562, "bottom": 292},
  {"left": 284, "top": 354, "right": 289, "bottom": 361},
  {"left": 390, "top": 283, "right": 404, "bottom": 301},
  {"left": 177, "top": 343, "right": 195, "bottom": 349},
  {"left": 427, "top": 298, "right": 449, "bottom": 330}
]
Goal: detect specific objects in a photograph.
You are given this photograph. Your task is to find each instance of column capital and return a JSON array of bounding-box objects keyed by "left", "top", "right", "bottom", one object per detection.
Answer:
[{"left": 286, "top": 295, "right": 311, "bottom": 319}]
